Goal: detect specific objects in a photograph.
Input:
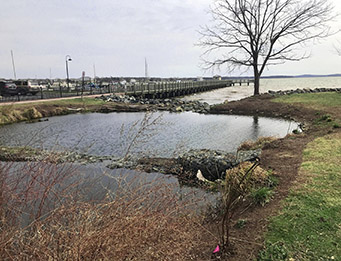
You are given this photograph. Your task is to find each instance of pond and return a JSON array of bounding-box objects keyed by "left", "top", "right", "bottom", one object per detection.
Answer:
[
  {"left": 0, "top": 109, "right": 299, "bottom": 224},
  {"left": 0, "top": 111, "right": 299, "bottom": 158}
]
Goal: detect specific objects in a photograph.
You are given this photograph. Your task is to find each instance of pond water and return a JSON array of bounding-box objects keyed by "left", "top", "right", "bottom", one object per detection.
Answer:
[
  {"left": 7, "top": 160, "right": 215, "bottom": 226},
  {"left": 0, "top": 111, "right": 299, "bottom": 157},
  {"left": 0, "top": 100, "right": 300, "bottom": 221}
]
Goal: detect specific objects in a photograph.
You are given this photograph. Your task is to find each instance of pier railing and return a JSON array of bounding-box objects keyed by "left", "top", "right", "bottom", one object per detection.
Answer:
[
  {"left": 0, "top": 79, "right": 254, "bottom": 103},
  {"left": 231, "top": 79, "right": 254, "bottom": 86},
  {"left": 122, "top": 80, "right": 232, "bottom": 97}
]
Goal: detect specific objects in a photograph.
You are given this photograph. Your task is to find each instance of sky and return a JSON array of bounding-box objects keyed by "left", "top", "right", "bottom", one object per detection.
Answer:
[{"left": 1, "top": 0, "right": 341, "bottom": 79}]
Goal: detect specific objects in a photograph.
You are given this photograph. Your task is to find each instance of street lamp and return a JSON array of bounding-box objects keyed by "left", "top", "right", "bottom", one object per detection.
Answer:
[{"left": 65, "top": 55, "right": 72, "bottom": 92}]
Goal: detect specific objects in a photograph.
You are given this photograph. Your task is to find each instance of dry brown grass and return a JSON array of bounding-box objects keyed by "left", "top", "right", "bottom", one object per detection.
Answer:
[
  {"left": 0, "top": 105, "right": 43, "bottom": 125},
  {"left": 0, "top": 159, "right": 216, "bottom": 260},
  {"left": 227, "top": 162, "right": 269, "bottom": 184},
  {"left": 238, "top": 136, "right": 277, "bottom": 151}
]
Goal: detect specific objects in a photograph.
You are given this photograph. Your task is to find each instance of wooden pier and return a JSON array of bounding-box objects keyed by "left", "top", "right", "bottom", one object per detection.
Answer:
[
  {"left": 231, "top": 79, "right": 254, "bottom": 86},
  {"left": 123, "top": 79, "right": 253, "bottom": 98}
]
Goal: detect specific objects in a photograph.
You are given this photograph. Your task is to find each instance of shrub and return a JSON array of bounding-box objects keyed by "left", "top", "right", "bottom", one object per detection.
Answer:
[
  {"left": 318, "top": 114, "right": 332, "bottom": 122},
  {"left": 235, "top": 219, "right": 247, "bottom": 229},
  {"left": 218, "top": 159, "right": 267, "bottom": 248},
  {"left": 251, "top": 187, "right": 274, "bottom": 206},
  {"left": 265, "top": 174, "right": 279, "bottom": 188}
]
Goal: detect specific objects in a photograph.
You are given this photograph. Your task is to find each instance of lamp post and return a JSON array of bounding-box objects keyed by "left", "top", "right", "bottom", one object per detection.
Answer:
[{"left": 65, "top": 55, "right": 72, "bottom": 92}]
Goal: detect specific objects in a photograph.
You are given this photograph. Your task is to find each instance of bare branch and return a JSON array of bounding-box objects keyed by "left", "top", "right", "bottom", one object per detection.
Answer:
[{"left": 199, "top": 0, "right": 337, "bottom": 95}]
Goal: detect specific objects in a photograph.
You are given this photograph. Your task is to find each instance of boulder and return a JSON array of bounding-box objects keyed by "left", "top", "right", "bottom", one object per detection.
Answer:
[{"left": 177, "top": 149, "right": 238, "bottom": 181}]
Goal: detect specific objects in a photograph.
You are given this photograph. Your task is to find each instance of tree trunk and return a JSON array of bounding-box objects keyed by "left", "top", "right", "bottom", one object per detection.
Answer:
[{"left": 253, "top": 70, "right": 260, "bottom": 96}]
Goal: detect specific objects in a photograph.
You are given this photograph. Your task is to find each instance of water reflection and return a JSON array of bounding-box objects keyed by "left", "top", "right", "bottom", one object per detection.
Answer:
[{"left": 252, "top": 115, "right": 259, "bottom": 140}]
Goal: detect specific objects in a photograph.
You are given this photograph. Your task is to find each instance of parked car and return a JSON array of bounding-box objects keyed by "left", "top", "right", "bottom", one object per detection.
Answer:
[
  {"left": 14, "top": 80, "right": 39, "bottom": 95},
  {"left": 0, "top": 81, "right": 18, "bottom": 96}
]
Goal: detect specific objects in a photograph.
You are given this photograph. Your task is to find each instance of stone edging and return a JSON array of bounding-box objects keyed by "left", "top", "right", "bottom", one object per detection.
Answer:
[
  {"left": 96, "top": 94, "right": 211, "bottom": 114},
  {"left": 268, "top": 87, "right": 341, "bottom": 96}
]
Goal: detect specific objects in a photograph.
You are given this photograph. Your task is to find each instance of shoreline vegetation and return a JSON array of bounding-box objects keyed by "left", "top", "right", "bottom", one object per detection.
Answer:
[{"left": 0, "top": 91, "right": 340, "bottom": 260}]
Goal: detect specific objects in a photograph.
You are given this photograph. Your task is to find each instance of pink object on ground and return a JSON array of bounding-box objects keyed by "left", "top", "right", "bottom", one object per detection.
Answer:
[{"left": 213, "top": 245, "right": 220, "bottom": 253}]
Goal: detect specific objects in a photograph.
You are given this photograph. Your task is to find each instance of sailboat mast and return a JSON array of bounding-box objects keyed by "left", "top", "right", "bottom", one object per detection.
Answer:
[
  {"left": 145, "top": 58, "right": 148, "bottom": 79},
  {"left": 93, "top": 63, "right": 96, "bottom": 85},
  {"left": 11, "top": 50, "right": 17, "bottom": 80}
]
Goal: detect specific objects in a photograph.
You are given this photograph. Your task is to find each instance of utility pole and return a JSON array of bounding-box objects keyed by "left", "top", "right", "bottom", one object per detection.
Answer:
[
  {"left": 65, "top": 55, "right": 72, "bottom": 92},
  {"left": 11, "top": 50, "right": 17, "bottom": 80}
]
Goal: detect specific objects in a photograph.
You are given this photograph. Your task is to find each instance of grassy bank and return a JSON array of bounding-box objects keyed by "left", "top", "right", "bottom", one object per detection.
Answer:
[
  {"left": 272, "top": 92, "right": 341, "bottom": 109},
  {"left": 273, "top": 92, "right": 341, "bottom": 128},
  {"left": 0, "top": 98, "right": 105, "bottom": 125},
  {"left": 258, "top": 93, "right": 341, "bottom": 260},
  {"left": 259, "top": 132, "right": 341, "bottom": 260}
]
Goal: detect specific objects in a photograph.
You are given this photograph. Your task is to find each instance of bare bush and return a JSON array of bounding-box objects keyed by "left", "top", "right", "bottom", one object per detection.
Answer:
[
  {"left": 216, "top": 159, "right": 270, "bottom": 251},
  {"left": 0, "top": 159, "right": 216, "bottom": 260}
]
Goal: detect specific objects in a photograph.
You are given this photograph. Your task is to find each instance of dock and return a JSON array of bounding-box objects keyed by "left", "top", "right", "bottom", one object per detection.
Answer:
[
  {"left": 123, "top": 79, "right": 253, "bottom": 98},
  {"left": 230, "top": 79, "right": 254, "bottom": 86}
]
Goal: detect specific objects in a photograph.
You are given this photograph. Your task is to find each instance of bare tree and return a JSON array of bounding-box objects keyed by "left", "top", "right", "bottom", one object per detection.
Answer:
[{"left": 200, "top": 0, "right": 335, "bottom": 95}]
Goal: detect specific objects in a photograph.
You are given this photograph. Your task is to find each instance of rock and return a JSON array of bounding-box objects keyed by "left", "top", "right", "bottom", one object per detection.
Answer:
[
  {"left": 204, "top": 104, "right": 211, "bottom": 111},
  {"left": 267, "top": 87, "right": 340, "bottom": 96},
  {"left": 106, "top": 157, "right": 138, "bottom": 169},
  {"left": 175, "top": 106, "right": 184, "bottom": 112},
  {"left": 97, "top": 94, "right": 230, "bottom": 114},
  {"left": 236, "top": 149, "right": 261, "bottom": 163},
  {"left": 177, "top": 149, "right": 238, "bottom": 181}
]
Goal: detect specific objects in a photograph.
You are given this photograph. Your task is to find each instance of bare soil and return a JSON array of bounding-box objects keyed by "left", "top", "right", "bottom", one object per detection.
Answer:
[{"left": 208, "top": 94, "right": 340, "bottom": 260}]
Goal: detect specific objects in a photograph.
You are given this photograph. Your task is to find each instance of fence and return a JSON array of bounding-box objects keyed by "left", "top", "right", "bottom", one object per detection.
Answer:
[{"left": 0, "top": 86, "right": 113, "bottom": 103}]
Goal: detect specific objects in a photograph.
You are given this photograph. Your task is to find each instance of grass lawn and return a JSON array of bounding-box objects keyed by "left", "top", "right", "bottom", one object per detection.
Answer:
[
  {"left": 274, "top": 92, "right": 341, "bottom": 129},
  {"left": 273, "top": 92, "right": 341, "bottom": 123},
  {"left": 272, "top": 92, "right": 341, "bottom": 108},
  {"left": 259, "top": 132, "right": 341, "bottom": 260},
  {"left": 259, "top": 92, "right": 341, "bottom": 260}
]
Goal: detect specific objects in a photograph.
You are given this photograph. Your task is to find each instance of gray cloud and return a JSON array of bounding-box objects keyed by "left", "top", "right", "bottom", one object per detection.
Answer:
[{"left": 1, "top": 0, "right": 340, "bottom": 79}]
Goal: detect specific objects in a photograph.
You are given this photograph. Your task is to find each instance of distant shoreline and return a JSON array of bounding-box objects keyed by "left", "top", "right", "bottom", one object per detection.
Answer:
[{"left": 224, "top": 73, "right": 341, "bottom": 80}]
